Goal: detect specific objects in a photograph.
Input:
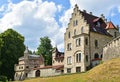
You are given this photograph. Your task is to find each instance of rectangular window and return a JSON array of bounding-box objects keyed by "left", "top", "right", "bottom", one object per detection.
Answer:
[
  {"left": 76, "top": 67, "right": 81, "bottom": 73},
  {"left": 79, "top": 53, "right": 81, "bottom": 62},
  {"left": 85, "top": 38, "right": 88, "bottom": 45},
  {"left": 73, "top": 20, "right": 78, "bottom": 26},
  {"left": 67, "top": 68, "right": 71, "bottom": 73},
  {"left": 67, "top": 43, "right": 72, "bottom": 51},
  {"left": 67, "top": 56, "right": 72, "bottom": 65},
  {"left": 76, "top": 38, "right": 81, "bottom": 47},
  {"left": 76, "top": 53, "right": 81, "bottom": 62},
  {"left": 76, "top": 54, "right": 78, "bottom": 62},
  {"left": 95, "top": 40, "right": 98, "bottom": 48}
]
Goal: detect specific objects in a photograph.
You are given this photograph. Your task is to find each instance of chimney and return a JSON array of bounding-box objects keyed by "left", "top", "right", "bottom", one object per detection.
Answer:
[
  {"left": 90, "top": 12, "right": 92, "bottom": 15},
  {"left": 105, "top": 19, "right": 107, "bottom": 23},
  {"left": 83, "top": 10, "right": 86, "bottom": 13},
  {"left": 116, "top": 25, "right": 119, "bottom": 29},
  {"left": 101, "top": 14, "right": 105, "bottom": 19}
]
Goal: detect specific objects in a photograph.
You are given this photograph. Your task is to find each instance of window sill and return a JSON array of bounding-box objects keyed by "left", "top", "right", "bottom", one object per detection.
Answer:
[{"left": 67, "top": 64, "right": 72, "bottom": 65}]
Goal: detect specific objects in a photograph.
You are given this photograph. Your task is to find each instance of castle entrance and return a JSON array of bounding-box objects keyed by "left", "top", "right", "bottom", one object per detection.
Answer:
[{"left": 35, "top": 70, "right": 40, "bottom": 77}]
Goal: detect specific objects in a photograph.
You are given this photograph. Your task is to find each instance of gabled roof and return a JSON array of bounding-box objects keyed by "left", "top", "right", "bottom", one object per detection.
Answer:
[
  {"left": 80, "top": 11, "right": 111, "bottom": 36},
  {"left": 73, "top": 4, "right": 112, "bottom": 36},
  {"left": 106, "top": 21, "right": 118, "bottom": 30}
]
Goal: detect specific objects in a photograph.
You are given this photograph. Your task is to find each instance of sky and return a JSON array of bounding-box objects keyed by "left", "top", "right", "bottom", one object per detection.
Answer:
[{"left": 0, "top": 0, "right": 120, "bottom": 52}]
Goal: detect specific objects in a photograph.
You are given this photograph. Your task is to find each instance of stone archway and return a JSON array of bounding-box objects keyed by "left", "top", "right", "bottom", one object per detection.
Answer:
[{"left": 35, "top": 70, "right": 40, "bottom": 77}]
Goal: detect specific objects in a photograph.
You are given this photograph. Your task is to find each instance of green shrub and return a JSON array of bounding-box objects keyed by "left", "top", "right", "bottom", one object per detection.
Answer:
[{"left": 0, "top": 76, "right": 8, "bottom": 82}]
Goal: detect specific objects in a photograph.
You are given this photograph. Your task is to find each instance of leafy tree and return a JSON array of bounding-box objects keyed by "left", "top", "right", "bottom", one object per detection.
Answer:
[
  {"left": 0, "top": 36, "right": 4, "bottom": 74},
  {"left": 37, "top": 36, "right": 53, "bottom": 65},
  {"left": 0, "top": 29, "right": 25, "bottom": 80}
]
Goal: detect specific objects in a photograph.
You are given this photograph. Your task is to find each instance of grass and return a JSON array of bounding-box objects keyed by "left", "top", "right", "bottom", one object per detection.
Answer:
[{"left": 17, "top": 58, "right": 120, "bottom": 82}]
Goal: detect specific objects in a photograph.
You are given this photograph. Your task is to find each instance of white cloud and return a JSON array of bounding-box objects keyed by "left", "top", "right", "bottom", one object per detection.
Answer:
[
  {"left": 0, "top": 5, "right": 5, "bottom": 12},
  {"left": 70, "top": 0, "right": 120, "bottom": 15},
  {"left": 0, "top": 0, "right": 64, "bottom": 51}
]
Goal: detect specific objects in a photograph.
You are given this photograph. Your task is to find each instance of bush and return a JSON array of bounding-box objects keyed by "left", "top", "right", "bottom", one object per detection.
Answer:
[{"left": 0, "top": 76, "right": 8, "bottom": 82}]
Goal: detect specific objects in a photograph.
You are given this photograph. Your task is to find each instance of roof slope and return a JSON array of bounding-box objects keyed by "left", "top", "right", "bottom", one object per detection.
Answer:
[{"left": 106, "top": 21, "right": 118, "bottom": 30}]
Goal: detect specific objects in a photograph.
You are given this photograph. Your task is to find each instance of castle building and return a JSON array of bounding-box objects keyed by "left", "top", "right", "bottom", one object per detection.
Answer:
[
  {"left": 14, "top": 47, "right": 44, "bottom": 80},
  {"left": 14, "top": 47, "right": 64, "bottom": 81},
  {"left": 52, "top": 47, "right": 64, "bottom": 72},
  {"left": 14, "top": 4, "right": 120, "bottom": 80},
  {"left": 64, "top": 4, "right": 119, "bottom": 73}
]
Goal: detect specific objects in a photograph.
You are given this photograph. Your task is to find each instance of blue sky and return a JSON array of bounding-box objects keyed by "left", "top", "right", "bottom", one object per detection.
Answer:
[{"left": 0, "top": 0, "right": 120, "bottom": 52}]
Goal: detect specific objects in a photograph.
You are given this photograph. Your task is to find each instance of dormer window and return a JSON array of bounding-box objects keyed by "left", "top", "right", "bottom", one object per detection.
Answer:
[{"left": 96, "top": 22, "right": 100, "bottom": 27}]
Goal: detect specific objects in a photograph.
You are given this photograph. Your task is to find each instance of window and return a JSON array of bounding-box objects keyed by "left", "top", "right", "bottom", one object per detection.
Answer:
[
  {"left": 76, "top": 38, "right": 81, "bottom": 47},
  {"left": 96, "top": 22, "right": 100, "bottom": 27},
  {"left": 81, "top": 27, "right": 84, "bottom": 33},
  {"left": 94, "top": 53, "right": 99, "bottom": 59},
  {"left": 76, "top": 53, "right": 81, "bottom": 62},
  {"left": 74, "top": 29, "right": 76, "bottom": 35},
  {"left": 67, "top": 68, "right": 71, "bottom": 73},
  {"left": 86, "top": 55, "right": 88, "bottom": 62},
  {"left": 73, "top": 21, "right": 75, "bottom": 26},
  {"left": 26, "top": 66, "right": 29, "bottom": 68},
  {"left": 101, "top": 54, "right": 103, "bottom": 58},
  {"left": 76, "top": 67, "right": 81, "bottom": 73},
  {"left": 67, "top": 56, "right": 72, "bottom": 65},
  {"left": 114, "top": 32, "right": 117, "bottom": 38},
  {"left": 67, "top": 43, "right": 72, "bottom": 51},
  {"left": 95, "top": 40, "right": 98, "bottom": 48},
  {"left": 85, "top": 38, "right": 88, "bottom": 45},
  {"left": 73, "top": 20, "right": 78, "bottom": 26},
  {"left": 68, "top": 32, "right": 70, "bottom": 38},
  {"left": 76, "top": 20, "right": 78, "bottom": 26}
]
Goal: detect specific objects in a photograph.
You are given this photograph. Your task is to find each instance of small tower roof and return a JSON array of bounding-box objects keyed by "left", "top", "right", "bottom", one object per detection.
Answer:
[
  {"left": 24, "top": 46, "right": 29, "bottom": 54},
  {"left": 53, "top": 47, "right": 58, "bottom": 53},
  {"left": 106, "top": 21, "right": 118, "bottom": 30}
]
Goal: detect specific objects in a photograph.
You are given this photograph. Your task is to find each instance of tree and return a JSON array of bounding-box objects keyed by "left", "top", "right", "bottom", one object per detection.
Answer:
[
  {"left": 37, "top": 36, "right": 53, "bottom": 65},
  {"left": 0, "top": 29, "right": 25, "bottom": 80},
  {"left": 0, "top": 36, "right": 4, "bottom": 73}
]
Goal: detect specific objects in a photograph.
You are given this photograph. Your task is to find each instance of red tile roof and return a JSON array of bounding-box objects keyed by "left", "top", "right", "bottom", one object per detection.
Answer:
[
  {"left": 33, "top": 65, "right": 64, "bottom": 70},
  {"left": 92, "top": 58, "right": 102, "bottom": 61},
  {"left": 106, "top": 21, "right": 118, "bottom": 30}
]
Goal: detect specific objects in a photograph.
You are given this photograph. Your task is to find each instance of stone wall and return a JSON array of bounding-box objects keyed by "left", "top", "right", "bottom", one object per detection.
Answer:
[{"left": 103, "top": 35, "right": 120, "bottom": 61}]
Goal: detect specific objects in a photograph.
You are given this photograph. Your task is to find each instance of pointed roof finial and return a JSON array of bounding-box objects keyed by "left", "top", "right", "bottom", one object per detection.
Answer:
[{"left": 24, "top": 46, "right": 29, "bottom": 54}]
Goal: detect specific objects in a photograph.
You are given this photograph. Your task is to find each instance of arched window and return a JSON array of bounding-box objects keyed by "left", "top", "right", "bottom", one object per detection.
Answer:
[
  {"left": 35, "top": 70, "right": 40, "bottom": 77},
  {"left": 76, "top": 53, "right": 81, "bottom": 62},
  {"left": 94, "top": 53, "right": 99, "bottom": 59},
  {"left": 68, "top": 32, "right": 70, "bottom": 38},
  {"left": 95, "top": 40, "right": 98, "bottom": 48},
  {"left": 81, "top": 27, "right": 84, "bottom": 33}
]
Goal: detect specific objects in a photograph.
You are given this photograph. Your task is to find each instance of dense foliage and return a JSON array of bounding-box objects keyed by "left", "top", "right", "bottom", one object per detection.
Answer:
[
  {"left": 0, "top": 76, "right": 8, "bottom": 82},
  {"left": 37, "top": 36, "right": 53, "bottom": 65},
  {"left": 0, "top": 29, "right": 25, "bottom": 80}
]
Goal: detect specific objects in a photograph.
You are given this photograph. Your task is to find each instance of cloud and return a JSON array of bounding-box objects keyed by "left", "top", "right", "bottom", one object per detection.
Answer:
[
  {"left": 60, "top": 0, "right": 120, "bottom": 32},
  {"left": 0, "top": 0, "right": 64, "bottom": 51}
]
